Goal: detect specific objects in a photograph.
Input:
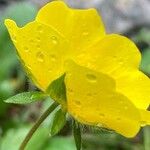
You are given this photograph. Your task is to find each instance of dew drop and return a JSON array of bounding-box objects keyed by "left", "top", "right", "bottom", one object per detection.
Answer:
[
  {"left": 87, "top": 93, "right": 92, "bottom": 97},
  {"left": 68, "top": 88, "right": 73, "bottom": 93},
  {"left": 86, "top": 73, "right": 97, "bottom": 82},
  {"left": 50, "top": 54, "right": 56, "bottom": 62},
  {"left": 29, "top": 39, "right": 34, "bottom": 44},
  {"left": 37, "top": 25, "right": 43, "bottom": 33},
  {"left": 36, "top": 51, "right": 44, "bottom": 62},
  {"left": 82, "top": 31, "right": 89, "bottom": 36},
  {"left": 51, "top": 36, "right": 58, "bottom": 45},
  {"left": 36, "top": 44, "right": 40, "bottom": 50},
  {"left": 36, "top": 36, "right": 41, "bottom": 42},
  {"left": 48, "top": 69, "right": 52, "bottom": 73},
  {"left": 75, "top": 100, "right": 81, "bottom": 106},
  {"left": 116, "top": 117, "right": 121, "bottom": 121},
  {"left": 99, "top": 113, "right": 105, "bottom": 118},
  {"left": 140, "top": 121, "right": 147, "bottom": 126},
  {"left": 124, "top": 106, "right": 128, "bottom": 110},
  {"left": 24, "top": 46, "right": 29, "bottom": 52}
]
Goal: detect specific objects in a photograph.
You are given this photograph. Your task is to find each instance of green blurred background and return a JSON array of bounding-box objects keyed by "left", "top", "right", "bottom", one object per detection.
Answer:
[{"left": 0, "top": 0, "right": 150, "bottom": 149}]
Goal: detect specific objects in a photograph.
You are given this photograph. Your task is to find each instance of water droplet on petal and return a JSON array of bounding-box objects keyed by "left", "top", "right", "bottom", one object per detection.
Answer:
[
  {"left": 36, "top": 51, "right": 44, "bottom": 62},
  {"left": 48, "top": 69, "right": 52, "bottom": 73},
  {"left": 29, "top": 39, "right": 34, "bottom": 44},
  {"left": 124, "top": 106, "right": 128, "bottom": 110},
  {"left": 87, "top": 93, "right": 92, "bottom": 97},
  {"left": 24, "top": 46, "right": 29, "bottom": 52},
  {"left": 50, "top": 54, "right": 56, "bottom": 62},
  {"left": 86, "top": 73, "right": 97, "bottom": 82},
  {"left": 37, "top": 25, "right": 43, "bottom": 33},
  {"left": 99, "top": 113, "right": 105, "bottom": 118},
  {"left": 68, "top": 88, "right": 73, "bottom": 93},
  {"left": 116, "top": 117, "right": 121, "bottom": 121},
  {"left": 82, "top": 31, "right": 89, "bottom": 36},
  {"left": 51, "top": 36, "right": 58, "bottom": 45},
  {"left": 36, "top": 36, "right": 41, "bottom": 42},
  {"left": 140, "top": 121, "right": 147, "bottom": 126},
  {"left": 75, "top": 100, "right": 81, "bottom": 106},
  {"left": 36, "top": 44, "right": 41, "bottom": 50}
]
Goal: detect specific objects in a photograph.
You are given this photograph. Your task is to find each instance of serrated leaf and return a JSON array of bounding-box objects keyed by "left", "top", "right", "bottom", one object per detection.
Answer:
[
  {"left": 46, "top": 74, "right": 66, "bottom": 106},
  {"left": 4, "top": 91, "right": 47, "bottom": 104},
  {"left": 73, "top": 120, "right": 82, "bottom": 150},
  {"left": 50, "top": 108, "right": 66, "bottom": 136}
]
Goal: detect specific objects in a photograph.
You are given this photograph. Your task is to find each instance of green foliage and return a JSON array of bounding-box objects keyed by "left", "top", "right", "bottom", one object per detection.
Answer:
[
  {"left": 0, "top": 126, "right": 49, "bottom": 150},
  {"left": 45, "top": 137, "right": 76, "bottom": 150},
  {"left": 4, "top": 91, "right": 47, "bottom": 104},
  {"left": 50, "top": 108, "right": 66, "bottom": 136},
  {"left": 0, "top": 126, "right": 76, "bottom": 150},
  {"left": 140, "top": 48, "right": 150, "bottom": 75},
  {"left": 46, "top": 74, "right": 67, "bottom": 107},
  {"left": 73, "top": 121, "right": 82, "bottom": 150}
]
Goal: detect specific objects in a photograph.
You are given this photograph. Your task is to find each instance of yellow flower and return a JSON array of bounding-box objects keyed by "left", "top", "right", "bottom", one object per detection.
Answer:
[{"left": 5, "top": 1, "right": 150, "bottom": 137}]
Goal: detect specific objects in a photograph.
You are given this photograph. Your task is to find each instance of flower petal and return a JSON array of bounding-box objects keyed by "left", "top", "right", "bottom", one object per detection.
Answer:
[
  {"left": 73, "top": 34, "right": 150, "bottom": 109},
  {"left": 65, "top": 61, "right": 140, "bottom": 137},
  {"left": 36, "top": 1, "right": 69, "bottom": 36},
  {"left": 140, "top": 109, "right": 150, "bottom": 126},
  {"left": 36, "top": 1, "right": 105, "bottom": 51},
  {"left": 5, "top": 19, "right": 69, "bottom": 90}
]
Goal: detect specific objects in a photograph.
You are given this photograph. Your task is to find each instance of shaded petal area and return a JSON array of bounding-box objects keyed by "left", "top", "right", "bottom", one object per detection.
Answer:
[
  {"left": 74, "top": 34, "right": 150, "bottom": 109},
  {"left": 65, "top": 61, "right": 141, "bottom": 137},
  {"left": 5, "top": 19, "right": 69, "bottom": 90}
]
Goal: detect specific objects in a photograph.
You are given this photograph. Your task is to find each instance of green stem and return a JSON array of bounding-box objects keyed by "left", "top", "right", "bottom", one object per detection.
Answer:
[
  {"left": 144, "top": 127, "right": 150, "bottom": 150},
  {"left": 19, "top": 102, "right": 59, "bottom": 150}
]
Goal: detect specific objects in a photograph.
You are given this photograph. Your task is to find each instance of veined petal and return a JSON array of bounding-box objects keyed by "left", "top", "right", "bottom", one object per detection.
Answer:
[
  {"left": 73, "top": 34, "right": 150, "bottom": 109},
  {"left": 36, "top": 1, "right": 105, "bottom": 51},
  {"left": 5, "top": 19, "right": 69, "bottom": 91},
  {"left": 65, "top": 61, "right": 141, "bottom": 138}
]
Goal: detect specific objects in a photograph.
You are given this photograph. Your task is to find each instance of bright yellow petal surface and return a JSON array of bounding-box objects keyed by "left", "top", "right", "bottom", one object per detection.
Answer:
[
  {"left": 5, "top": 19, "right": 69, "bottom": 90},
  {"left": 5, "top": 1, "right": 105, "bottom": 91},
  {"left": 36, "top": 1, "right": 105, "bottom": 52},
  {"left": 73, "top": 34, "right": 150, "bottom": 109},
  {"left": 140, "top": 109, "right": 150, "bottom": 126},
  {"left": 65, "top": 61, "right": 141, "bottom": 137}
]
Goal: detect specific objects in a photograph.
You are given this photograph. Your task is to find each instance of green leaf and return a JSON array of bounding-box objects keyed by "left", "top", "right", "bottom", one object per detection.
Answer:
[
  {"left": 50, "top": 108, "right": 66, "bottom": 136},
  {"left": 46, "top": 74, "right": 66, "bottom": 106},
  {"left": 44, "top": 137, "right": 76, "bottom": 150},
  {"left": 4, "top": 91, "right": 47, "bottom": 104},
  {"left": 73, "top": 120, "right": 82, "bottom": 150}
]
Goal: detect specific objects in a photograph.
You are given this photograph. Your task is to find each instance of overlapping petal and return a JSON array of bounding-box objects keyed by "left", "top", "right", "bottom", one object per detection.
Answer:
[
  {"left": 65, "top": 61, "right": 141, "bottom": 137},
  {"left": 73, "top": 34, "right": 150, "bottom": 109}
]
